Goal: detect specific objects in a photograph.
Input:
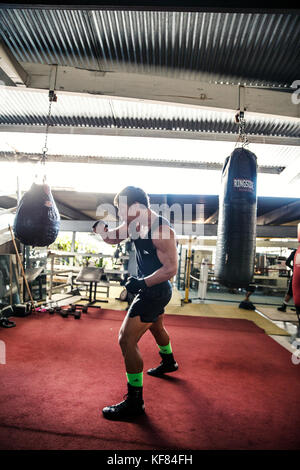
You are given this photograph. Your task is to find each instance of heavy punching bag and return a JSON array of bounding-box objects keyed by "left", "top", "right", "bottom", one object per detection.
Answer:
[
  {"left": 13, "top": 182, "right": 60, "bottom": 247},
  {"left": 292, "top": 223, "right": 300, "bottom": 313},
  {"left": 214, "top": 147, "right": 257, "bottom": 288}
]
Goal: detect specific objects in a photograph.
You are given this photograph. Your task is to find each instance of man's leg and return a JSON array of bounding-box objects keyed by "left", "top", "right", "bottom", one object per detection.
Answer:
[
  {"left": 244, "top": 291, "right": 252, "bottom": 302},
  {"left": 148, "top": 314, "right": 170, "bottom": 346},
  {"left": 243, "top": 285, "right": 255, "bottom": 303},
  {"left": 278, "top": 294, "right": 291, "bottom": 311},
  {"left": 278, "top": 279, "right": 293, "bottom": 311},
  {"left": 102, "top": 313, "right": 152, "bottom": 420},
  {"left": 147, "top": 315, "right": 178, "bottom": 377},
  {"left": 119, "top": 314, "right": 152, "bottom": 375}
]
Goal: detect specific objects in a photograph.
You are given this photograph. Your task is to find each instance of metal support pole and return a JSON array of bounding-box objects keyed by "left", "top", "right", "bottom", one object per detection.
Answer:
[
  {"left": 184, "top": 236, "right": 192, "bottom": 304},
  {"left": 16, "top": 175, "right": 21, "bottom": 204},
  {"left": 9, "top": 255, "right": 12, "bottom": 305},
  {"left": 177, "top": 243, "right": 182, "bottom": 290},
  {"left": 18, "top": 254, "right": 23, "bottom": 302},
  {"left": 71, "top": 231, "right": 76, "bottom": 268},
  {"left": 198, "top": 258, "right": 209, "bottom": 302},
  {"left": 71, "top": 231, "right": 76, "bottom": 252},
  {"left": 8, "top": 225, "right": 36, "bottom": 311},
  {"left": 49, "top": 255, "right": 54, "bottom": 300}
]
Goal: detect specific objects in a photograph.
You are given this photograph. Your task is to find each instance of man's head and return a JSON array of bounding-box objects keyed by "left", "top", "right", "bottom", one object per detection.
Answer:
[{"left": 114, "top": 186, "right": 150, "bottom": 222}]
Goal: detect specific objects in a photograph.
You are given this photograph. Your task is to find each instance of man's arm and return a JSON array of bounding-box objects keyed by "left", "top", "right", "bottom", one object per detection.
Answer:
[
  {"left": 143, "top": 225, "right": 178, "bottom": 287},
  {"left": 93, "top": 221, "right": 129, "bottom": 245}
]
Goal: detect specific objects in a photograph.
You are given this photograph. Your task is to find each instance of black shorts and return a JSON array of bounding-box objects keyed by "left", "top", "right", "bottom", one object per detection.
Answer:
[
  {"left": 128, "top": 281, "right": 172, "bottom": 323},
  {"left": 287, "top": 277, "right": 293, "bottom": 297}
]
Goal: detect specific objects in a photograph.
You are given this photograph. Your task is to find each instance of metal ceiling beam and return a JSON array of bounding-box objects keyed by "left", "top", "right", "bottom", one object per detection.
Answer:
[
  {"left": 257, "top": 200, "right": 300, "bottom": 225},
  {"left": 0, "top": 2, "right": 298, "bottom": 13},
  {"left": 0, "top": 206, "right": 17, "bottom": 215},
  {"left": 0, "top": 41, "right": 28, "bottom": 87},
  {"left": 1, "top": 124, "right": 298, "bottom": 147},
  {"left": 178, "top": 238, "right": 299, "bottom": 248},
  {"left": 1, "top": 192, "right": 299, "bottom": 234},
  {"left": 205, "top": 210, "right": 219, "bottom": 224},
  {"left": 255, "top": 224, "right": 298, "bottom": 238},
  {"left": 0, "top": 151, "right": 284, "bottom": 174},
  {"left": 55, "top": 201, "right": 94, "bottom": 221},
  {"left": 60, "top": 219, "right": 298, "bottom": 238},
  {"left": 0, "top": 193, "right": 93, "bottom": 221},
  {"left": 279, "top": 157, "right": 300, "bottom": 185},
  {"left": 14, "top": 64, "right": 300, "bottom": 120},
  {"left": 0, "top": 195, "right": 18, "bottom": 207}
]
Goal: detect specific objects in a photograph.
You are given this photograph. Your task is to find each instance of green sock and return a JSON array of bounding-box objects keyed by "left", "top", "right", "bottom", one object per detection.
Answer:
[
  {"left": 158, "top": 342, "right": 172, "bottom": 355},
  {"left": 126, "top": 372, "right": 143, "bottom": 387}
]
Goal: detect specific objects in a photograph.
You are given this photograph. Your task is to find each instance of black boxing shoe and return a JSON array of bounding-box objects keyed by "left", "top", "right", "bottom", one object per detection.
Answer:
[
  {"left": 277, "top": 303, "right": 287, "bottom": 312},
  {"left": 102, "top": 383, "right": 145, "bottom": 420},
  {"left": 147, "top": 352, "right": 178, "bottom": 377}
]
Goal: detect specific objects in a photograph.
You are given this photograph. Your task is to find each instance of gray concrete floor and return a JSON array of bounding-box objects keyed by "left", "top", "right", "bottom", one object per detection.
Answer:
[
  {"left": 178, "top": 288, "right": 300, "bottom": 357},
  {"left": 185, "top": 288, "right": 285, "bottom": 306}
]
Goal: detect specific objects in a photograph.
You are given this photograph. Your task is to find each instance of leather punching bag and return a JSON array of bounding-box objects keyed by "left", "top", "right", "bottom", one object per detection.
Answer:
[
  {"left": 215, "top": 147, "right": 257, "bottom": 288},
  {"left": 292, "top": 224, "right": 300, "bottom": 310},
  {"left": 13, "top": 182, "right": 60, "bottom": 247}
]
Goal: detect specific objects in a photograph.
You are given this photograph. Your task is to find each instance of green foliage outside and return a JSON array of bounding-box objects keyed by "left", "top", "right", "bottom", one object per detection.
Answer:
[{"left": 49, "top": 233, "right": 114, "bottom": 268}]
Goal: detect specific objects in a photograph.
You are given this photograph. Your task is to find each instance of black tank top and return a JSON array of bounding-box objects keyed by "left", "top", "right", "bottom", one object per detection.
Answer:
[{"left": 131, "top": 215, "right": 171, "bottom": 278}]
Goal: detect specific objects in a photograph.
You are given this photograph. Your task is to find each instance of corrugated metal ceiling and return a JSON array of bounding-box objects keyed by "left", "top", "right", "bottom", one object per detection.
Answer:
[
  {"left": 0, "top": 88, "right": 299, "bottom": 139},
  {"left": 0, "top": 8, "right": 299, "bottom": 87}
]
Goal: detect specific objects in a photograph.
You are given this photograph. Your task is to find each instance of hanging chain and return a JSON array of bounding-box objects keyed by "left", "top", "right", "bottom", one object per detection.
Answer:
[
  {"left": 40, "top": 90, "right": 57, "bottom": 181},
  {"left": 235, "top": 111, "right": 249, "bottom": 148},
  {"left": 239, "top": 116, "right": 249, "bottom": 147}
]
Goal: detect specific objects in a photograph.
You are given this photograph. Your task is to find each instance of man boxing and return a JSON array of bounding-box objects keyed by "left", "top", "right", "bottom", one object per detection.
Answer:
[{"left": 93, "top": 186, "right": 178, "bottom": 420}]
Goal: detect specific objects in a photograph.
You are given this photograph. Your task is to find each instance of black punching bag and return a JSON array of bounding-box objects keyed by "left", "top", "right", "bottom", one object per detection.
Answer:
[
  {"left": 215, "top": 147, "right": 257, "bottom": 288},
  {"left": 13, "top": 182, "right": 60, "bottom": 247}
]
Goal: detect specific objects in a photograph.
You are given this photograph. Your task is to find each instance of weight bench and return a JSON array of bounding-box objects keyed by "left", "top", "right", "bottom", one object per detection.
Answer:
[{"left": 73, "top": 267, "right": 109, "bottom": 308}]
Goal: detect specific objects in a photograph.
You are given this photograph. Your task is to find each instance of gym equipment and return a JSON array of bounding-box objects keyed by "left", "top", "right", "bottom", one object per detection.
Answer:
[
  {"left": 12, "top": 303, "right": 32, "bottom": 317},
  {"left": 73, "top": 267, "right": 108, "bottom": 307},
  {"left": 59, "top": 308, "right": 81, "bottom": 320},
  {"left": 35, "top": 306, "right": 49, "bottom": 313},
  {"left": 53, "top": 305, "right": 82, "bottom": 320},
  {"left": 12, "top": 87, "right": 60, "bottom": 248},
  {"left": 92, "top": 221, "right": 108, "bottom": 232},
  {"left": 0, "top": 305, "right": 16, "bottom": 328},
  {"left": 33, "top": 300, "right": 59, "bottom": 315},
  {"left": 1, "top": 303, "right": 33, "bottom": 316},
  {"left": 70, "top": 304, "right": 88, "bottom": 313},
  {"left": 12, "top": 182, "right": 60, "bottom": 247},
  {"left": 1, "top": 305, "right": 14, "bottom": 317},
  {"left": 119, "top": 288, "right": 128, "bottom": 301},
  {"left": 8, "top": 226, "right": 36, "bottom": 312},
  {"left": 0, "top": 316, "right": 16, "bottom": 328},
  {"left": 0, "top": 303, "right": 33, "bottom": 318},
  {"left": 215, "top": 146, "right": 257, "bottom": 288},
  {"left": 68, "top": 308, "right": 81, "bottom": 319},
  {"left": 116, "top": 288, "right": 135, "bottom": 311}
]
